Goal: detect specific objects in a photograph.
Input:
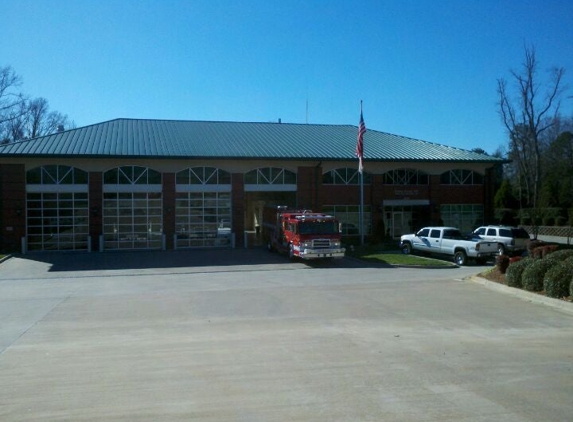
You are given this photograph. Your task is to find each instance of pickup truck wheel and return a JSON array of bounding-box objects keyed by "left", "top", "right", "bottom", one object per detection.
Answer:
[
  {"left": 497, "top": 244, "right": 505, "bottom": 256},
  {"left": 401, "top": 243, "right": 412, "bottom": 255},
  {"left": 454, "top": 250, "right": 467, "bottom": 266}
]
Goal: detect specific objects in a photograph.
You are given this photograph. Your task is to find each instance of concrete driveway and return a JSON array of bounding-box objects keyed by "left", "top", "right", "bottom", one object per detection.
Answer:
[{"left": 1, "top": 249, "right": 572, "bottom": 421}]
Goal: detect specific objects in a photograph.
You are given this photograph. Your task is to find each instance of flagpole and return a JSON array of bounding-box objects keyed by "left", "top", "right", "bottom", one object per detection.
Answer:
[
  {"left": 360, "top": 162, "right": 364, "bottom": 246},
  {"left": 358, "top": 101, "right": 365, "bottom": 246}
]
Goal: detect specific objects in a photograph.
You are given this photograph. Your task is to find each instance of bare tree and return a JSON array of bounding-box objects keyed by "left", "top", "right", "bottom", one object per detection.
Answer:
[
  {"left": 26, "top": 97, "right": 69, "bottom": 138},
  {"left": 497, "top": 45, "right": 565, "bottom": 227},
  {"left": 1, "top": 66, "right": 72, "bottom": 142},
  {"left": 5, "top": 100, "right": 28, "bottom": 141},
  {"left": 0, "top": 66, "right": 27, "bottom": 126},
  {"left": 3, "top": 97, "right": 70, "bottom": 141}
]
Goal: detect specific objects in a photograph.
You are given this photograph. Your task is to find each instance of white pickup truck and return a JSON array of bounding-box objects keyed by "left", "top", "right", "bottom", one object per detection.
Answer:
[{"left": 399, "top": 226, "right": 498, "bottom": 265}]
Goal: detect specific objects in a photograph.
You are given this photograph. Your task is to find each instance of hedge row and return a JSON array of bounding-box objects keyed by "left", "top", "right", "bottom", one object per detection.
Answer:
[
  {"left": 506, "top": 257, "right": 533, "bottom": 288},
  {"left": 544, "top": 257, "right": 573, "bottom": 298},
  {"left": 543, "top": 249, "right": 573, "bottom": 261},
  {"left": 504, "top": 248, "right": 573, "bottom": 299},
  {"left": 522, "top": 259, "right": 554, "bottom": 291}
]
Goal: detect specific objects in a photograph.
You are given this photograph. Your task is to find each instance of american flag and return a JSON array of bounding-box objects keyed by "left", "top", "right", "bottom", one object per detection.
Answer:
[{"left": 356, "top": 107, "right": 366, "bottom": 173}]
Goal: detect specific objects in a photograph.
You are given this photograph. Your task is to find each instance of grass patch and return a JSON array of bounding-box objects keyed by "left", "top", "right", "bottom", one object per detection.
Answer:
[{"left": 347, "top": 245, "right": 454, "bottom": 267}]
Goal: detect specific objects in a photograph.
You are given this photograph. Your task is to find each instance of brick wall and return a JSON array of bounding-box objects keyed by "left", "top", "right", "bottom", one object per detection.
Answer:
[
  {"left": 162, "top": 173, "right": 176, "bottom": 250},
  {"left": 0, "top": 164, "right": 26, "bottom": 252},
  {"left": 297, "top": 166, "right": 321, "bottom": 210},
  {"left": 89, "top": 172, "right": 103, "bottom": 251},
  {"left": 232, "top": 173, "right": 245, "bottom": 247}
]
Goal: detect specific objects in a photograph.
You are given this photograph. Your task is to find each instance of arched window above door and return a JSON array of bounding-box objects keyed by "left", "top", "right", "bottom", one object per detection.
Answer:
[
  {"left": 245, "top": 167, "right": 296, "bottom": 185},
  {"left": 27, "top": 165, "right": 88, "bottom": 185},
  {"left": 383, "top": 168, "right": 428, "bottom": 185},
  {"left": 322, "top": 168, "right": 371, "bottom": 185},
  {"left": 176, "top": 167, "right": 231, "bottom": 185},
  {"left": 103, "top": 166, "right": 161, "bottom": 185},
  {"left": 440, "top": 169, "right": 483, "bottom": 185}
]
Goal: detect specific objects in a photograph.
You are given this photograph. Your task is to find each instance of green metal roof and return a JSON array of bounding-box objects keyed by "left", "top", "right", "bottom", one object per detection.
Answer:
[{"left": 0, "top": 118, "right": 503, "bottom": 163}]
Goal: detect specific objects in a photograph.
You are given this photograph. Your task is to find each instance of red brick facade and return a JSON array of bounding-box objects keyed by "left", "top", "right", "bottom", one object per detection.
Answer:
[
  {"left": 0, "top": 164, "right": 493, "bottom": 252},
  {"left": 162, "top": 173, "right": 176, "bottom": 250},
  {"left": 0, "top": 164, "right": 26, "bottom": 252},
  {"left": 231, "top": 173, "right": 245, "bottom": 248},
  {"left": 89, "top": 172, "right": 103, "bottom": 252},
  {"left": 296, "top": 166, "right": 321, "bottom": 210}
]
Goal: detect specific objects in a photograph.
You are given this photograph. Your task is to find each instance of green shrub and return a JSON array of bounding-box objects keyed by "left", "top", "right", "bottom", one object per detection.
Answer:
[
  {"left": 544, "top": 249, "right": 573, "bottom": 262},
  {"left": 522, "top": 259, "right": 554, "bottom": 292},
  {"left": 543, "top": 257, "right": 573, "bottom": 298},
  {"left": 506, "top": 257, "right": 534, "bottom": 288}
]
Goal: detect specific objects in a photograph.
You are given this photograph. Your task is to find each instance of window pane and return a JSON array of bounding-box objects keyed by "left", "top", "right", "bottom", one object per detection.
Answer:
[
  {"left": 104, "top": 168, "right": 118, "bottom": 184},
  {"left": 74, "top": 168, "right": 88, "bottom": 184},
  {"left": 244, "top": 170, "right": 255, "bottom": 184},
  {"left": 44, "top": 165, "right": 58, "bottom": 184},
  {"left": 176, "top": 170, "right": 190, "bottom": 184},
  {"left": 283, "top": 170, "right": 296, "bottom": 184},
  {"left": 60, "top": 167, "right": 74, "bottom": 184},
  {"left": 219, "top": 171, "right": 231, "bottom": 184},
  {"left": 27, "top": 167, "right": 42, "bottom": 184}
]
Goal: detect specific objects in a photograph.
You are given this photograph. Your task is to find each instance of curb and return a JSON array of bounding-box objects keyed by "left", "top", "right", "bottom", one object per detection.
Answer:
[
  {"left": 0, "top": 254, "right": 12, "bottom": 264},
  {"left": 469, "top": 276, "right": 573, "bottom": 315}
]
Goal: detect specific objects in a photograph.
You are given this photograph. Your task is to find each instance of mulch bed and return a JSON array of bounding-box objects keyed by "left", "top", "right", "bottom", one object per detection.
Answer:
[
  {"left": 479, "top": 265, "right": 573, "bottom": 302},
  {"left": 481, "top": 266, "right": 507, "bottom": 284}
]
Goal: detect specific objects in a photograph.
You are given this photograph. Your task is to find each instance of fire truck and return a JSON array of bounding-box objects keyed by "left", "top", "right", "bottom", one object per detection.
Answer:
[{"left": 262, "top": 205, "right": 345, "bottom": 260}]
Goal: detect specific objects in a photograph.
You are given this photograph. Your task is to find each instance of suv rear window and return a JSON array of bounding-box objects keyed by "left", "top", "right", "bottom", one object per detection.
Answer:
[
  {"left": 499, "top": 229, "right": 512, "bottom": 237},
  {"left": 512, "top": 228, "right": 530, "bottom": 239}
]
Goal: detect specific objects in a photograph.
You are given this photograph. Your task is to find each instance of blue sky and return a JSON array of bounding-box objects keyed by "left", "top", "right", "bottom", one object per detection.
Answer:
[{"left": 1, "top": 0, "right": 572, "bottom": 155}]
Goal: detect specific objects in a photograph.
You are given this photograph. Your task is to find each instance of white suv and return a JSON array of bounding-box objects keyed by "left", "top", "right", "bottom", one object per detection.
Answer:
[{"left": 472, "top": 225, "right": 530, "bottom": 256}]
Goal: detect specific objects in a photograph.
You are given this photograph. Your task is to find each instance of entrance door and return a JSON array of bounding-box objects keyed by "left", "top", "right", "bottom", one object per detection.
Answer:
[{"left": 392, "top": 212, "right": 412, "bottom": 237}]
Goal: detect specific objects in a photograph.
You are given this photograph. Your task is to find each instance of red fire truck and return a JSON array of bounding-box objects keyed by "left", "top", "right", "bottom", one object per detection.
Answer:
[{"left": 262, "top": 205, "right": 345, "bottom": 260}]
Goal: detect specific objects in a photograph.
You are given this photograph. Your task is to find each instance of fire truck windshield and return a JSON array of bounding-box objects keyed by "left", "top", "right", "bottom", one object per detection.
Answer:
[{"left": 299, "top": 221, "right": 338, "bottom": 235}]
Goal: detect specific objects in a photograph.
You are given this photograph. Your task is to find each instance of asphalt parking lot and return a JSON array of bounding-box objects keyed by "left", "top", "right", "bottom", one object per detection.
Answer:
[{"left": 1, "top": 249, "right": 572, "bottom": 421}]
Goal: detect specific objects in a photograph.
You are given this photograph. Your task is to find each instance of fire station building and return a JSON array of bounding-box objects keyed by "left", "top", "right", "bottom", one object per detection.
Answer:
[{"left": 0, "top": 118, "right": 503, "bottom": 253}]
